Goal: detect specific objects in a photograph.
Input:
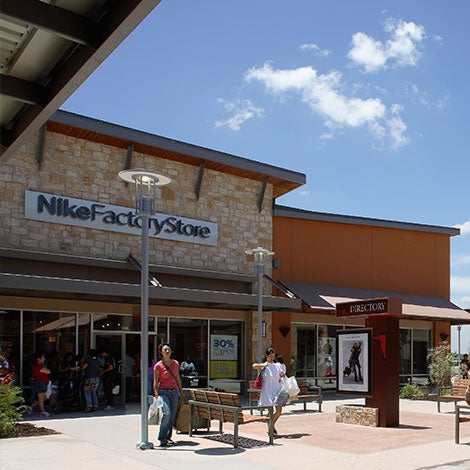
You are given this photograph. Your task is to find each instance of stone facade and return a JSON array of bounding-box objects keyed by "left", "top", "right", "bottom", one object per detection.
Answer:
[
  {"left": 336, "top": 405, "right": 379, "bottom": 427},
  {"left": 0, "top": 130, "right": 273, "bottom": 277}
]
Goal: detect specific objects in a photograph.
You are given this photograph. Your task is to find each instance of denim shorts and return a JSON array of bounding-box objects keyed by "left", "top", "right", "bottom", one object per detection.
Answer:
[{"left": 31, "top": 379, "right": 48, "bottom": 397}]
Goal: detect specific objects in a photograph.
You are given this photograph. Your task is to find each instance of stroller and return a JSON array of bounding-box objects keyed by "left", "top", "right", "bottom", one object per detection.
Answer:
[{"left": 52, "top": 376, "right": 84, "bottom": 413}]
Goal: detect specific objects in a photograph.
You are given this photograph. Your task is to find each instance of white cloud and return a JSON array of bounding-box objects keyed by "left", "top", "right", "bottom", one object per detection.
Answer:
[
  {"left": 451, "top": 277, "right": 470, "bottom": 308},
  {"left": 215, "top": 98, "right": 264, "bottom": 131},
  {"left": 456, "top": 296, "right": 470, "bottom": 308},
  {"left": 387, "top": 115, "right": 409, "bottom": 149},
  {"left": 405, "top": 82, "right": 447, "bottom": 109},
  {"left": 299, "top": 43, "right": 332, "bottom": 57},
  {"left": 452, "top": 276, "right": 470, "bottom": 293},
  {"left": 348, "top": 18, "right": 425, "bottom": 72},
  {"left": 452, "top": 254, "right": 470, "bottom": 266},
  {"left": 244, "top": 62, "right": 408, "bottom": 149},
  {"left": 299, "top": 190, "right": 312, "bottom": 196},
  {"left": 455, "top": 221, "right": 470, "bottom": 236}
]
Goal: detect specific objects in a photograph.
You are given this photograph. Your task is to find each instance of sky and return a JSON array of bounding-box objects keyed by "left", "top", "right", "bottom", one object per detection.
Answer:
[{"left": 61, "top": 1, "right": 470, "bottom": 351}]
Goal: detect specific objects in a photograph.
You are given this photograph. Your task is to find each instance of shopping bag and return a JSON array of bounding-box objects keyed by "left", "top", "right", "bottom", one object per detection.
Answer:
[
  {"left": 174, "top": 402, "right": 191, "bottom": 433},
  {"left": 273, "top": 377, "right": 290, "bottom": 406},
  {"left": 148, "top": 396, "right": 163, "bottom": 425},
  {"left": 285, "top": 376, "right": 300, "bottom": 397},
  {"left": 45, "top": 381, "right": 52, "bottom": 400}
]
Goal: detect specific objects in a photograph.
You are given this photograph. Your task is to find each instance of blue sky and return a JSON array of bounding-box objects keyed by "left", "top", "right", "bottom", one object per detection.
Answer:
[{"left": 62, "top": 1, "right": 470, "bottom": 345}]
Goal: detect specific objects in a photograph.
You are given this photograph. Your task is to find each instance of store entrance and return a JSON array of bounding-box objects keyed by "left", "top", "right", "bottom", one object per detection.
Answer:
[
  {"left": 294, "top": 327, "right": 317, "bottom": 378},
  {"left": 95, "top": 333, "right": 158, "bottom": 405}
]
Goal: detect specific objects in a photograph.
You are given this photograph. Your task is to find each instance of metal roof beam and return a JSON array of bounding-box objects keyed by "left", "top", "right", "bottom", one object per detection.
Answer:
[
  {"left": 0, "top": 0, "right": 162, "bottom": 166},
  {"left": 0, "top": 0, "right": 102, "bottom": 47},
  {"left": 257, "top": 176, "right": 268, "bottom": 212},
  {"left": 0, "top": 74, "right": 47, "bottom": 106},
  {"left": 194, "top": 161, "right": 206, "bottom": 201}
]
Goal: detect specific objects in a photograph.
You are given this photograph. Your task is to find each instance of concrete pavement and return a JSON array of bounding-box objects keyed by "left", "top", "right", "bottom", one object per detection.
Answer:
[{"left": 1, "top": 396, "right": 470, "bottom": 470}]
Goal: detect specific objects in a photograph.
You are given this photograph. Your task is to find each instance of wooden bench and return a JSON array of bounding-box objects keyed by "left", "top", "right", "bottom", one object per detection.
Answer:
[
  {"left": 188, "top": 389, "right": 274, "bottom": 448},
  {"left": 248, "top": 378, "right": 322, "bottom": 413},
  {"left": 455, "top": 405, "right": 470, "bottom": 444},
  {"left": 436, "top": 378, "right": 469, "bottom": 413},
  {"left": 295, "top": 378, "right": 322, "bottom": 412}
]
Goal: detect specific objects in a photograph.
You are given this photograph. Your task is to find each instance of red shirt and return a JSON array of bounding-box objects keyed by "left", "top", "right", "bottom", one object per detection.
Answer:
[
  {"left": 32, "top": 363, "right": 49, "bottom": 382},
  {"left": 154, "top": 360, "right": 180, "bottom": 389}
]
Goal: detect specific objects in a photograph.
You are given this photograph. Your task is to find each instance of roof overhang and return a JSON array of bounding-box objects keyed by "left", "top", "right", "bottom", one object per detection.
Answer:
[
  {"left": 0, "top": 272, "right": 301, "bottom": 311},
  {"left": 279, "top": 280, "right": 470, "bottom": 324},
  {"left": 45, "top": 110, "right": 306, "bottom": 198},
  {"left": 0, "top": 0, "right": 162, "bottom": 166}
]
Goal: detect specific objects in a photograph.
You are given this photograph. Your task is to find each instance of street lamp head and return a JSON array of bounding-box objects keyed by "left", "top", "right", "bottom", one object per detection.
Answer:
[
  {"left": 245, "top": 246, "right": 274, "bottom": 268},
  {"left": 118, "top": 169, "right": 171, "bottom": 216}
]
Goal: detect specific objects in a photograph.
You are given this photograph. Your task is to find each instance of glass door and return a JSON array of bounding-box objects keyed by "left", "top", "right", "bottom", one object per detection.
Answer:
[{"left": 293, "top": 326, "right": 317, "bottom": 378}]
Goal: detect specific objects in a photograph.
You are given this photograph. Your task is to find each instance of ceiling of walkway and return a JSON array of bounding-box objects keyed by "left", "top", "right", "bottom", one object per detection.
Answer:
[{"left": 0, "top": 0, "right": 161, "bottom": 166}]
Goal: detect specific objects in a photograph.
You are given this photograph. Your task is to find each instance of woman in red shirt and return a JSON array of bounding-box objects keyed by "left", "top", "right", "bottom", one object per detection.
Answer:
[
  {"left": 153, "top": 343, "right": 182, "bottom": 447},
  {"left": 30, "top": 353, "right": 51, "bottom": 417}
]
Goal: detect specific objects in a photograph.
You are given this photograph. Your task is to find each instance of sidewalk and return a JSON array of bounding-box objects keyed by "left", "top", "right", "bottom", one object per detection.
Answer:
[{"left": 2, "top": 396, "right": 469, "bottom": 470}]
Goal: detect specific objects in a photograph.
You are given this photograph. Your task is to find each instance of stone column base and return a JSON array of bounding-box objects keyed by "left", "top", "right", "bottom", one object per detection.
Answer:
[{"left": 336, "top": 404, "right": 379, "bottom": 427}]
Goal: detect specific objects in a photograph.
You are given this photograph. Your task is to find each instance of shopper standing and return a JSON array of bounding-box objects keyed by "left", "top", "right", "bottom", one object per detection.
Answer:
[
  {"left": 81, "top": 349, "right": 101, "bottom": 412},
  {"left": 153, "top": 343, "right": 182, "bottom": 447}
]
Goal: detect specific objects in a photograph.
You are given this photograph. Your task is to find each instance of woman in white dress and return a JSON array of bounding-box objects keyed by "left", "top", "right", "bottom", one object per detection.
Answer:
[{"left": 252, "top": 347, "right": 285, "bottom": 435}]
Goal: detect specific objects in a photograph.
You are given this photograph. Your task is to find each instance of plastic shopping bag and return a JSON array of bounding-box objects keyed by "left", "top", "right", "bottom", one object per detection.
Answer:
[
  {"left": 285, "top": 376, "right": 300, "bottom": 397},
  {"left": 148, "top": 396, "right": 163, "bottom": 425},
  {"left": 273, "top": 377, "right": 290, "bottom": 406}
]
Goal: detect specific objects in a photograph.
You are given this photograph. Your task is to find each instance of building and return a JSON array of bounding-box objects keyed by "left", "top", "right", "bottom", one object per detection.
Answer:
[
  {"left": 1, "top": 111, "right": 469, "bottom": 402},
  {"left": 0, "top": 110, "right": 302, "bottom": 399},
  {"left": 271, "top": 206, "right": 470, "bottom": 388}
]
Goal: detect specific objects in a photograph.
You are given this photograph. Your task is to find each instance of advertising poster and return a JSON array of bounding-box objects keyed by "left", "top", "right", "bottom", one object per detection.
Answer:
[
  {"left": 210, "top": 334, "right": 238, "bottom": 378},
  {"left": 336, "top": 328, "right": 372, "bottom": 396}
]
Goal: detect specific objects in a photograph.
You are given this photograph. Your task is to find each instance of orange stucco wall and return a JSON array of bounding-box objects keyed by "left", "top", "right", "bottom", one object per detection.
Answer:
[{"left": 273, "top": 216, "right": 451, "bottom": 298}]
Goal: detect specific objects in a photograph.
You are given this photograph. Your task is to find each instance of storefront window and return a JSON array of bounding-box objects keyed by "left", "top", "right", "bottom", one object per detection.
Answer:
[
  {"left": 399, "top": 328, "right": 431, "bottom": 383},
  {"left": 208, "top": 320, "right": 244, "bottom": 393},
  {"left": 78, "top": 314, "right": 91, "bottom": 360},
  {"left": 291, "top": 325, "right": 316, "bottom": 378},
  {"left": 412, "top": 329, "right": 431, "bottom": 376},
  {"left": 0, "top": 310, "right": 21, "bottom": 384},
  {"left": 22, "top": 311, "right": 77, "bottom": 386},
  {"left": 169, "top": 318, "right": 208, "bottom": 388},
  {"left": 317, "top": 325, "right": 341, "bottom": 388},
  {"left": 400, "top": 329, "right": 412, "bottom": 377},
  {"left": 93, "top": 314, "right": 155, "bottom": 332}
]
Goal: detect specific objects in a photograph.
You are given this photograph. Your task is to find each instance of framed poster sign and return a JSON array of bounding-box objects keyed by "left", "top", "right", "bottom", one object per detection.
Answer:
[{"left": 336, "top": 328, "right": 372, "bottom": 396}]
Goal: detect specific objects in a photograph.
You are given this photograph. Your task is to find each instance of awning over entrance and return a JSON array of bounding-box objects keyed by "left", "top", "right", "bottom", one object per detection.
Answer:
[
  {"left": 0, "top": 272, "right": 300, "bottom": 312},
  {"left": 279, "top": 280, "right": 470, "bottom": 324}
]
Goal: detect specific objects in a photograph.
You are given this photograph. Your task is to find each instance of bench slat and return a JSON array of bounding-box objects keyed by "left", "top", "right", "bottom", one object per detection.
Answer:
[{"left": 437, "top": 378, "right": 469, "bottom": 413}]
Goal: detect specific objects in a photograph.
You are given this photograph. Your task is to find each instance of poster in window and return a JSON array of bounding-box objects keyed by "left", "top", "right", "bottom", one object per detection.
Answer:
[
  {"left": 336, "top": 328, "right": 372, "bottom": 396},
  {"left": 318, "top": 337, "right": 336, "bottom": 385},
  {"left": 210, "top": 334, "right": 238, "bottom": 378}
]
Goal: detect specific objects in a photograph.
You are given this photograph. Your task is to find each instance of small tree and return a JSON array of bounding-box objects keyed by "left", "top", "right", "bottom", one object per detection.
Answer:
[
  {"left": 427, "top": 342, "right": 457, "bottom": 388},
  {"left": 0, "top": 381, "right": 26, "bottom": 437}
]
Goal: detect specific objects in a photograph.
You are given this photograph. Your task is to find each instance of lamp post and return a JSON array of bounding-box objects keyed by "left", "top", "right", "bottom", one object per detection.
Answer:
[
  {"left": 245, "top": 247, "right": 274, "bottom": 361},
  {"left": 457, "top": 325, "right": 462, "bottom": 358},
  {"left": 118, "top": 168, "right": 171, "bottom": 450}
]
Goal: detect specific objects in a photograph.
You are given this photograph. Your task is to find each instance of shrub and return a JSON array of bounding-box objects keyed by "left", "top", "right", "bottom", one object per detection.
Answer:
[
  {"left": 427, "top": 342, "right": 457, "bottom": 388},
  {"left": 0, "top": 381, "right": 26, "bottom": 437},
  {"left": 399, "top": 383, "right": 425, "bottom": 399}
]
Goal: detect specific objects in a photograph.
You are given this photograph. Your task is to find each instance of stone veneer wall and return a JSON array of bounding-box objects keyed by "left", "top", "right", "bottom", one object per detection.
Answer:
[
  {"left": 0, "top": 130, "right": 273, "bottom": 277},
  {"left": 336, "top": 405, "right": 379, "bottom": 427}
]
